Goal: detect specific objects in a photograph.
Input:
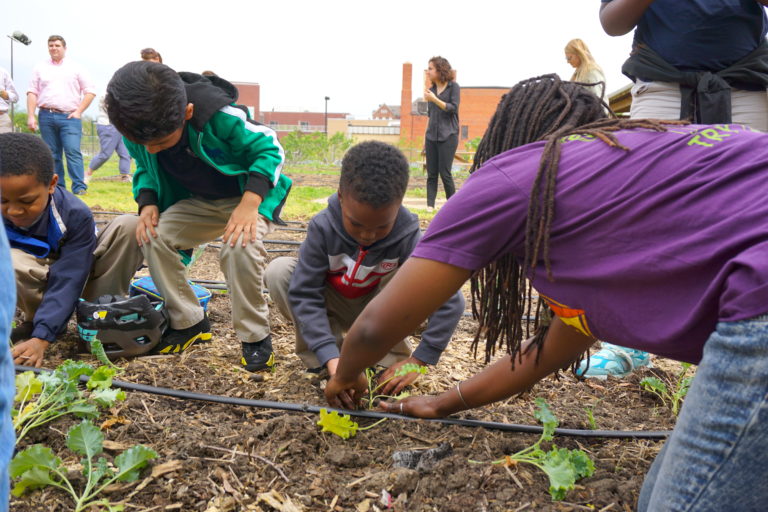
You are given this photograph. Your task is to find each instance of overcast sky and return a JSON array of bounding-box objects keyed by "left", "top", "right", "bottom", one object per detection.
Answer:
[{"left": 2, "top": 0, "right": 639, "bottom": 119}]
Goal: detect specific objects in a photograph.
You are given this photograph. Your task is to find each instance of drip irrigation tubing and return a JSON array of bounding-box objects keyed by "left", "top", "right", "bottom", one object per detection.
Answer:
[{"left": 15, "top": 365, "right": 670, "bottom": 440}]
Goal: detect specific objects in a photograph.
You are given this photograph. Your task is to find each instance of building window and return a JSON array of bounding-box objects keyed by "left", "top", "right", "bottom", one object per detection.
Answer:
[
  {"left": 269, "top": 121, "right": 278, "bottom": 127},
  {"left": 461, "top": 125, "right": 469, "bottom": 140},
  {"left": 299, "top": 121, "right": 309, "bottom": 130}
]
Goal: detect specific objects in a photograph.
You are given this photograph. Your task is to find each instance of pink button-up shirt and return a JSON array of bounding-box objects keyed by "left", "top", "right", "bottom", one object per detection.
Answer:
[{"left": 27, "top": 58, "right": 96, "bottom": 113}]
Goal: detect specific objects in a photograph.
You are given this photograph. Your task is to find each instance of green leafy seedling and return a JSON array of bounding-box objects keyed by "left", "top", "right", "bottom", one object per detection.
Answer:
[
  {"left": 584, "top": 406, "right": 597, "bottom": 430},
  {"left": 10, "top": 420, "right": 157, "bottom": 512},
  {"left": 13, "top": 361, "right": 126, "bottom": 444},
  {"left": 316, "top": 408, "right": 385, "bottom": 440},
  {"left": 365, "top": 363, "right": 428, "bottom": 409},
  {"left": 89, "top": 339, "right": 122, "bottom": 370},
  {"left": 473, "top": 398, "right": 595, "bottom": 501},
  {"left": 640, "top": 363, "right": 694, "bottom": 415}
]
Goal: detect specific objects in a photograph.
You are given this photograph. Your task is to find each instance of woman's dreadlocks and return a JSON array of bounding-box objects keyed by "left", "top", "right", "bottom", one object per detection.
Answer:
[{"left": 468, "top": 74, "right": 682, "bottom": 372}]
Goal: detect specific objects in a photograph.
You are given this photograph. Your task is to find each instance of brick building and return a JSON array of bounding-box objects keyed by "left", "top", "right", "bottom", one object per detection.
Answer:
[
  {"left": 258, "top": 111, "right": 349, "bottom": 138},
  {"left": 372, "top": 104, "right": 400, "bottom": 120},
  {"left": 232, "top": 82, "right": 260, "bottom": 119}
]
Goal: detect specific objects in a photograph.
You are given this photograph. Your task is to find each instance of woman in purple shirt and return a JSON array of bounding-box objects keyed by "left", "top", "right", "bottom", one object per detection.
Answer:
[{"left": 326, "top": 74, "right": 768, "bottom": 511}]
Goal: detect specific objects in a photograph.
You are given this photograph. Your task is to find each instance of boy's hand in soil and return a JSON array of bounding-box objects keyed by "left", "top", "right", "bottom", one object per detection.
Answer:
[
  {"left": 12, "top": 337, "right": 50, "bottom": 368},
  {"left": 136, "top": 205, "right": 159, "bottom": 245},
  {"left": 325, "top": 371, "right": 368, "bottom": 410},
  {"left": 223, "top": 191, "right": 262, "bottom": 248},
  {"left": 377, "top": 356, "right": 426, "bottom": 396},
  {"left": 379, "top": 395, "right": 445, "bottom": 419}
]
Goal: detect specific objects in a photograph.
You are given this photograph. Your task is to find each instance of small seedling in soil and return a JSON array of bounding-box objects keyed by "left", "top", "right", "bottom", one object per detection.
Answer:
[
  {"left": 640, "top": 363, "right": 694, "bottom": 416},
  {"left": 317, "top": 365, "right": 427, "bottom": 439},
  {"left": 10, "top": 419, "right": 157, "bottom": 512},
  {"left": 364, "top": 363, "right": 427, "bottom": 409},
  {"left": 472, "top": 398, "right": 595, "bottom": 501},
  {"left": 13, "top": 360, "right": 126, "bottom": 444},
  {"left": 89, "top": 338, "right": 122, "bottom": 370},
  {"left": 584, "top": 406, "right": 598, "bottom": 430}
]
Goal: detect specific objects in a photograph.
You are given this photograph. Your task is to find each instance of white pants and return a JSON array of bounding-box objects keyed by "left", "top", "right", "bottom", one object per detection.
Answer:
[{"left": 630, "top": 80, "right": 768, "bottom": 132}]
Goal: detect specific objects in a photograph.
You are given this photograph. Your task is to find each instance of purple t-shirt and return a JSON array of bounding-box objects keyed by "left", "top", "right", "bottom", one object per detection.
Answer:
[{"left": 413, "top": 124, "right": 768, "bottom": 363}]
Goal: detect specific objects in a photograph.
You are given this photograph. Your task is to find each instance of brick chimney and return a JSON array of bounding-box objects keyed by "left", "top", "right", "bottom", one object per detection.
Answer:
[{"left": 400, "top": 62, "right": 412, "bottom": 141}]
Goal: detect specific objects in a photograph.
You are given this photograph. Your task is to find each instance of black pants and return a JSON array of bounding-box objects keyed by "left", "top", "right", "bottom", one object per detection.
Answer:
[{"left": 425, "top": 134, "right": 458, "bottom": 207}]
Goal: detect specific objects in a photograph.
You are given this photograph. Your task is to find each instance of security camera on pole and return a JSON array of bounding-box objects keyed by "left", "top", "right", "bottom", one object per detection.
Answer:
[{"left": 5, "top": 31, "right": 31, "bottom": 133}]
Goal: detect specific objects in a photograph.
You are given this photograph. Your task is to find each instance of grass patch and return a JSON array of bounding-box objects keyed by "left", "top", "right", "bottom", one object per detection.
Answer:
[
  {"left": 78, "top": 156, "right": 437, "bottom": 221},
  {"left": 282, "top": 186, "right": 336, "bottom": 220}
]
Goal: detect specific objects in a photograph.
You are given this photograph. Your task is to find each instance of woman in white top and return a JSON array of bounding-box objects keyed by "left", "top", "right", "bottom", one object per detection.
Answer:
[{"left": 565, "top": 39, "right": 606, "bottom": 100}]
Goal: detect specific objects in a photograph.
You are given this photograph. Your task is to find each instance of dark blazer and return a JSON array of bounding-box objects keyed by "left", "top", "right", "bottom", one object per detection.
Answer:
[{"left": 426, "top": 81, "right": 460, "bottom": 142}]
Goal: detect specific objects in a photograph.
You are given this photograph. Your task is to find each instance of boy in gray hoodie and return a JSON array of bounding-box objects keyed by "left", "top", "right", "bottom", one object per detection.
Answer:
[{"left": 265, "top": 141, "right": 464, "bottom": 394}]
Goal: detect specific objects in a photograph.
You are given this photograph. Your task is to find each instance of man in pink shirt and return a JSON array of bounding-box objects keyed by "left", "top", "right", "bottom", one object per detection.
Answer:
[{"left": 27, "top": 35, "right": 95, "bottom": 195}]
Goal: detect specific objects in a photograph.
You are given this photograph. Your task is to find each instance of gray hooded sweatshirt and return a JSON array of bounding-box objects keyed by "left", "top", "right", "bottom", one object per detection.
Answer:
[{"left": 288, "top": 194, "right": 465, "bottom": 366}]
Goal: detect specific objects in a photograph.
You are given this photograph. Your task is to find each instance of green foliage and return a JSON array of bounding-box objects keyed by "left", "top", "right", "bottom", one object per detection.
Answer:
[
  {"left": 317, "top": 409, "right": 359, "bottom": 439},
  {"left": 640, "top": 363, "right": 694, "bottom": 415},
  {"left": 13, "top": 361, "right": 126, "bottom": 444},
  {"left": 12, "top": 112, "right": 34, "bottom": 133},
  {"left": 317, "top": 364, "right": 427, "bottom": 440},
  {"left": 90, "top": 339, "right": 122, "bottom": 370},
  {"left": 584, "top": 406, "right": 597, "bottom": 430},
  {"left": 365, "top": 364, "right": 428, "bottom": 410},
  {"left": 464, "top": 136, "right": 482, "bottom": 152},
  {"left": 281, "top": 131, "right": 354, "bottom": 165},
  {"left": 316, "top": 408, "right": 387, "bottom": 440},
  {"left": 478, "top": 398, "right": 595, "bottom": 501},
  {"left": 10, "top": 420, "right": 156, "bottom": 512}
]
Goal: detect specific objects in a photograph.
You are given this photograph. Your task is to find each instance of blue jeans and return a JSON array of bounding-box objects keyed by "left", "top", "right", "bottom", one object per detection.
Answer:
[
  {"left": 90, "top": 124, "right": 131, "bottom": 174},
  {"left": 38, "top": 109, "right": 86, "bottom": 193},
  {"left": 0, "top": 228, "right": 17, "bottom": 512},
  {"left": 638, "top": 317, "right": 768, "bottom": 511}
]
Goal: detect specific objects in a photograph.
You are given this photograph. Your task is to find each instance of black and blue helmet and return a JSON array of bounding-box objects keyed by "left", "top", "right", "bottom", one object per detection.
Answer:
[{"left": 76, "top": 294, "right": 168, "bottom": 359}]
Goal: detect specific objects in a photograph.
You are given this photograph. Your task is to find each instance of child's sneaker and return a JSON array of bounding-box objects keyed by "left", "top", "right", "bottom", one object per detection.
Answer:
[
  {"left": 241, "top": 335, "right": 274, "bottom": 372},
  {"left": 153, "top": 315, "right": 211, "bottom": 354},
  {"left": 576, "top": 342, "right": 652, "bottom": 379}
]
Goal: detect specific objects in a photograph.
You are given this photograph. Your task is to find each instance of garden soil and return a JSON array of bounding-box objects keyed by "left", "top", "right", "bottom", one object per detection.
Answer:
[{"left": 10, "top": 202, "right": 685, "bottom": 512}]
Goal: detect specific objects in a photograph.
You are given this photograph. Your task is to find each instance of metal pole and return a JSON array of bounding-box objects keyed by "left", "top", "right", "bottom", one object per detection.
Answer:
[
  {"left": 324, "top": 95, "right": 329, "bottom": 136},
  {"left": 9, "top": 37, "right": 14, "bottom": 132}
]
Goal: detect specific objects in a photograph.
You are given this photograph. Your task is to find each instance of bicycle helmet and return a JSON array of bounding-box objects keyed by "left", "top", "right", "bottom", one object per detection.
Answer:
[{"left": 76, "top": 294, "right": 168, "bottom": 359}]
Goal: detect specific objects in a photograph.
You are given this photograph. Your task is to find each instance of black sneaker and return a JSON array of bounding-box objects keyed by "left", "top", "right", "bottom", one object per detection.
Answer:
[
  {"left": 241, "top": 335, "right": 274, "bottom": 372},
  {"left": 153, "top": 315, "right": 211, "bottom": 354}
]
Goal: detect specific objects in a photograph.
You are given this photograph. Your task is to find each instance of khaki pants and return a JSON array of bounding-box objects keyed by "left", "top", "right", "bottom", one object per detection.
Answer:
[
  {"left": 0, "top": 113, "right": 12, "bottom": 134},
  {"left": 264, "top": 256, "right": 411, "bottom": 369},
  {"left": 140, "top": 196, "right": 274, "bottom": 342},
  {"left": 630, "top": 80, "right": 768, "bottom": 132},
  {"left": 13, "top": 215, "right": 143, "bottom": 322}
]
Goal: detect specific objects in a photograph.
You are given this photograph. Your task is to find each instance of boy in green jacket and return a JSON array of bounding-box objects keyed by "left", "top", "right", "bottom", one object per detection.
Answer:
[{"left": 106, "top": 61, "right": 291, "bottom": 370}]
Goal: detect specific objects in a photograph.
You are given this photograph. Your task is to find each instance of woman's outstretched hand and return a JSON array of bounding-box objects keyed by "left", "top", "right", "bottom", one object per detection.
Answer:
[{"left": 379, "top": 395, "right": 446, "bottom": 419}]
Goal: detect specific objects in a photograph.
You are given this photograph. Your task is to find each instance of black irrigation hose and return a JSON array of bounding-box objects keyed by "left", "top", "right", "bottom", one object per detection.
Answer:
[{"left": 14, "top": 365, "right": 671, "bottom": 440}]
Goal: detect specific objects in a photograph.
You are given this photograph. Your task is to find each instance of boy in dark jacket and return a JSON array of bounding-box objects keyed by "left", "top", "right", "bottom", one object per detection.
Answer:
[
  {"left": 265, "top": 141, "right": 464, "bottom": 394},
  {"left": 106, "top": 61, "right": 291, "bottom": 367},
  {"left": 1, "top": 133, "right": 141, "bottom": 367}
]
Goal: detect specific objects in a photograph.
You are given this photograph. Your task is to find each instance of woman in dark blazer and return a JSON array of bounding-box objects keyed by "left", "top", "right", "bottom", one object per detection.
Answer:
[{"left": 424, "top": 56, "right": 460, "bottom": 211}]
